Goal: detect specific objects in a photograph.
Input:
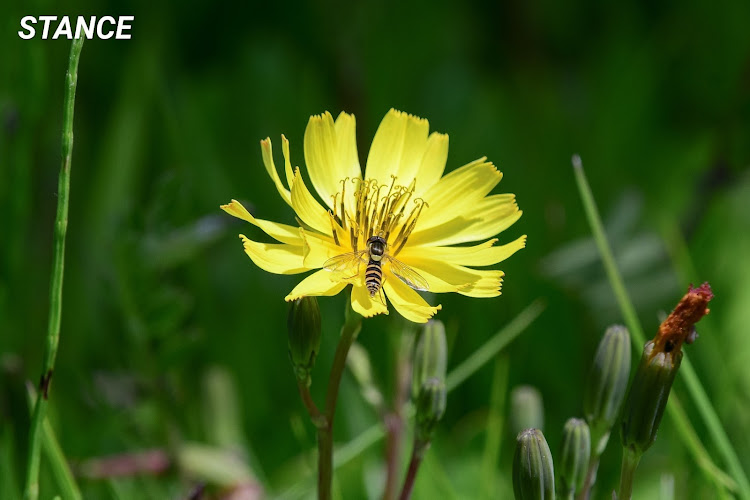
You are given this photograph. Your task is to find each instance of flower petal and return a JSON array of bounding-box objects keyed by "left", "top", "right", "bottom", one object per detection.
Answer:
[
  {"left": 415, "top": 132, "right": 449, "bottom": 197},
  {"left": 239, "top": 235, "right": 308, "bottom": 274},
  {"left": 300, "top": 228, "right": 345, "bottom": 268},
  {"left": 281, "top": 135, "right": 296, "bottom": 189},
  {"left": 351, "top": 284, "right": 389, "bottom": 318},
  {"left": 260, "top": 138, "right": 292, "bottom": 207},
  {"left": 383, "top": 272, "right": 441, "bottom": 323},
  {"left": 365, "top": 109, "right": 430, "bottom": 190},
  {"left": 284, "top": 269, "right": 348, "bottom": 301},
  {"left": 398, "top": 256, "right": 503, "bottom": 291},
  {"left": 417, "top": 159, "right": 503, "bottom": 230},
  {"left": 221, "top": 199, "right": 303, "bottom": 245},
  {"left": 400, "top": 235, "right": 527, "bottom": 267},
  {"left": 304, "top": 111, "right": 362, "bottom": 211},
  {"left": 457, "top": 273, "right": 504, "bottom": 298},
  {"left": 408, "top": 195, "right": 522, "bottom": 247},
  {"left": 290, "top": 168, "right": 334, "bottom": 235}
]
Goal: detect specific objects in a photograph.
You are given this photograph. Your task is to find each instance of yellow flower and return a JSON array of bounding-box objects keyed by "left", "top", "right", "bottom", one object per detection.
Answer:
[{"left": 221, "top": 109, "right": 525, "bottom": 323}]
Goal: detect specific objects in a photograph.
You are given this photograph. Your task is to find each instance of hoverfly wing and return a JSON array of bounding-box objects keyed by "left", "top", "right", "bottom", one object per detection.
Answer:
[
  {"left": 323, "top": 250, "right": 367, "bottom": 282},
  {"left": 385, "top": 257, "right": 430, "bottom": 292}
]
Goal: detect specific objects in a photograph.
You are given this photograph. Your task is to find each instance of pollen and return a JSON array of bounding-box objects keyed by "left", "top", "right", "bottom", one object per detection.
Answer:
[{"left": 329, "top": 176, "right": 428, "bottom": 254}]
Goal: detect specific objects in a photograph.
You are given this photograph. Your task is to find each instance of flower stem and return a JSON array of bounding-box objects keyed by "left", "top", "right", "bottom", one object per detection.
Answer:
[
  {"left": 617, "top": 448, "right": 642, "bottom": 500},
  {"left": 297, "top": 379, "right": 326, "bottom": 429},
  {"left": 579, "top": 454, "right": 599, "bottom": 500},
  {"left": 384, "top": 335, "right": 411, "bottom": 500},
  {"left": 317, "top": 315, "right": 361, "bottom": 500},
  {"left": 24, "top": 37, "right": 84, "bottom": 500},
  {"left": 399, "top": 441, "right": 428, "bottom": 500}
]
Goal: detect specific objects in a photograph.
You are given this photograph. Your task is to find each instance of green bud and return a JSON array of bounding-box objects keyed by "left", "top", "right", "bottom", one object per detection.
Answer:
[
  {"left": 511, "top": 385, "right": 545, "bottom": 435},
  {"left": 287, "top": 297, "right": 322, "bottom": 384},
  {"left": 583, "top": 325, "right": 631, "bottom": 454},
  {"left": 415, "top": 377, "right": 447, "bottom": 443},
  {"left": 411, "top": 320, "right": 447, "bottom": 399},
  {"left": 620, "top": 341, "right": 682, "bottom": 455},
  {"left": 557, "top": 418, "right": 590, "bottom": 498},
  {"left": 513, "top": 428, "right": 555, "bottom": 500}
]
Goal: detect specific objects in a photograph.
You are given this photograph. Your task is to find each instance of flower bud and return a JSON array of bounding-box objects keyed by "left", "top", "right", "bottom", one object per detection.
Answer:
[
  {"left": 511, "top": 386, "right": 545, "bottom": 435},
  {"left": 411, "top": 320, "right": 447, "bottom": 399},
  {"left": 415, "top": 377, "right": 447, "bottom": 443},
  {"left": 287, "top": 297, "right": 322, "bottom": 384},
  {"left": 513, "top": 428, "right": 555, "bottom": 500},
  {"left": 583, "top": 325, "right": 631, "bottom": 454},
  {"left": 557, "top": 418, "right": 590, "bottom": 498},
  {"left": 620, "top": 341, "right": 681, "bottom": 455}
]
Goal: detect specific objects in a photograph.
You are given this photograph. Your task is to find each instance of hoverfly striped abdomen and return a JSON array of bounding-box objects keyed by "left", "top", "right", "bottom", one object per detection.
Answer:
[{"left": 365, "top": 235, "right": 386, "bottom": 297}]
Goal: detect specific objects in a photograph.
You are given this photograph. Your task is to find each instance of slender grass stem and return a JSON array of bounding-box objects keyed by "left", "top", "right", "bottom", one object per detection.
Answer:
[
  {"left": 573, "top": 155, "right": 749, "bottom": 499},
  {"left": 25, "top": 383, "right": 82, "bottom": 500},
  {"left": 317, "top": 316, "right": 361, "bottom": 500},
  {"left": 617, "top": 448, "right": 641, "bottom": 500},
  {"left": 23, "top": 37, "right": 84, "bottom": 500}
]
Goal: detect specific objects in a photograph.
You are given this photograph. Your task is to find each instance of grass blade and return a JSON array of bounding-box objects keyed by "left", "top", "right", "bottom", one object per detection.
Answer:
[{"left": 24, "top": 37, "right": 84, "bottom": 500}]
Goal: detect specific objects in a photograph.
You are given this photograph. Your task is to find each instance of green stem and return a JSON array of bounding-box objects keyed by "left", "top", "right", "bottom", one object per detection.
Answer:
[
  {"left": 579, "top": 454, "right": 600, "bottom": 500},
  {"left": 617, "top": 448, "right": 642, "bottom": 500},
  {"left": 297, "top": 379, "right": 326, "bottom": 429},
  {"left": 398, "top": 440, "right": 428, "bottom": 500},
  {"left": 572, "top": 156, "right": 748, "bottom": 499},
  {"left": 318, "top": 315, "right": 361, "bottom": 500},
  {"left": 24, "top": 37, "right": 84, "bottom": 500}
]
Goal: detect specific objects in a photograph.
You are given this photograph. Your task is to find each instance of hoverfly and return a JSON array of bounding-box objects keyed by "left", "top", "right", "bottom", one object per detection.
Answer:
[{"left": 323, "top": 235, "right": 429, "bottom": 297}]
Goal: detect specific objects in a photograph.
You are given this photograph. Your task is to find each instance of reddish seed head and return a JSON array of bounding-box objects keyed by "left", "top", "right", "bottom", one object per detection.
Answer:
[{"left": 651, "top": 282, "right": 713, "bottom": 357}]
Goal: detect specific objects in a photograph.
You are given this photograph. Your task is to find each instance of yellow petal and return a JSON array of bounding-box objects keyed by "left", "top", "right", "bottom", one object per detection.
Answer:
[
  {"left": 409, "top": 195, "right": 522, "bottom": 247},
  {"left": 351, "top": 284, "right": 389, "bottom": 318},
  {"left": 415, "top": 132, "right": 449, "bottom": 197},
  {"left": 304, "top": 111, "right": 362, "bottom": 211},
  {"left": 417, "top": 159, "right": 503, "bottom": 230},
  {"left": 383, "top": 274, "right": 441, "bottom": 323},
  {"left": 239, "top": 235, "right": 308, "bottom": 274},
  {"left": 458, "top": 273, "right": 504, "bottom": 298},
  {"left": 260, "top": 138, "right": 292, "bottom": 207},
  {"left": 300, "top": 228, "right": 345, "bottom": 268},
  {"left": 399, "top": 256, "right": 503, "bottom": 291},
  {"left": 284, "top": 269, "right": 348, "bottom": 301},
  {"left": 365, "top": 109, "right": 430, "bottom": 190},
  {"left": 221, "top": 199, "right": 303, "bottom": 245},
  {"left": 400, "top": 235, "right": 527, "bottom": 267},
  {"left": 281, "top": 135, "right": 296, "bottom": 189},
  {"left": 290, "top": 168, "right": 334, "bottom": 235}
]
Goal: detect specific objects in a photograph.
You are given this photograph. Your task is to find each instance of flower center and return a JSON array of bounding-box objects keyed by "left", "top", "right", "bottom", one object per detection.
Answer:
[{"left": 328, "top": 176, "right": 428, "bottom": 255}]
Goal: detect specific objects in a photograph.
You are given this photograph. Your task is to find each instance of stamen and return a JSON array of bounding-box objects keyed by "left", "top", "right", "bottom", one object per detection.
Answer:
[{"left": 333, "top": 176, "right": 428, "bottom": 256}]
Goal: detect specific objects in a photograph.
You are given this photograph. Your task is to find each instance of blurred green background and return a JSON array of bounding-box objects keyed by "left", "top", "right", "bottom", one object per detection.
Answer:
[{"left": 2, "top": 0, "right": 750, "bottom": 498}]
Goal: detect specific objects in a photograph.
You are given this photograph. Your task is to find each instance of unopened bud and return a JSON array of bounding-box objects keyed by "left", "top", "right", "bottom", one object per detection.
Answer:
[
  {"left": 620, "top": 341, "right": 681, "bottom": 455},
  {"left": 557, "top": 418, "right": 590, "bottom": 498},
  {"left": 411, "top": 320, "right": 447, "bottom": 399},
  {"left": 513, "top": 428, "right": 555, "bottom": 500},
  {"left": 583, "top": 325, "right": 631, "bottom": 454},
  {"left": 415, "top": 377, "right": 447, "bottom": 443},
  {"left": 511, "top": 386, "right": 545, "bottom": 435},
  {"left": 621, "top": 283, "right": 713, "bottom": 456},
  {"left": 287, "top": 297, "right": 322, "bottom": 384}
]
